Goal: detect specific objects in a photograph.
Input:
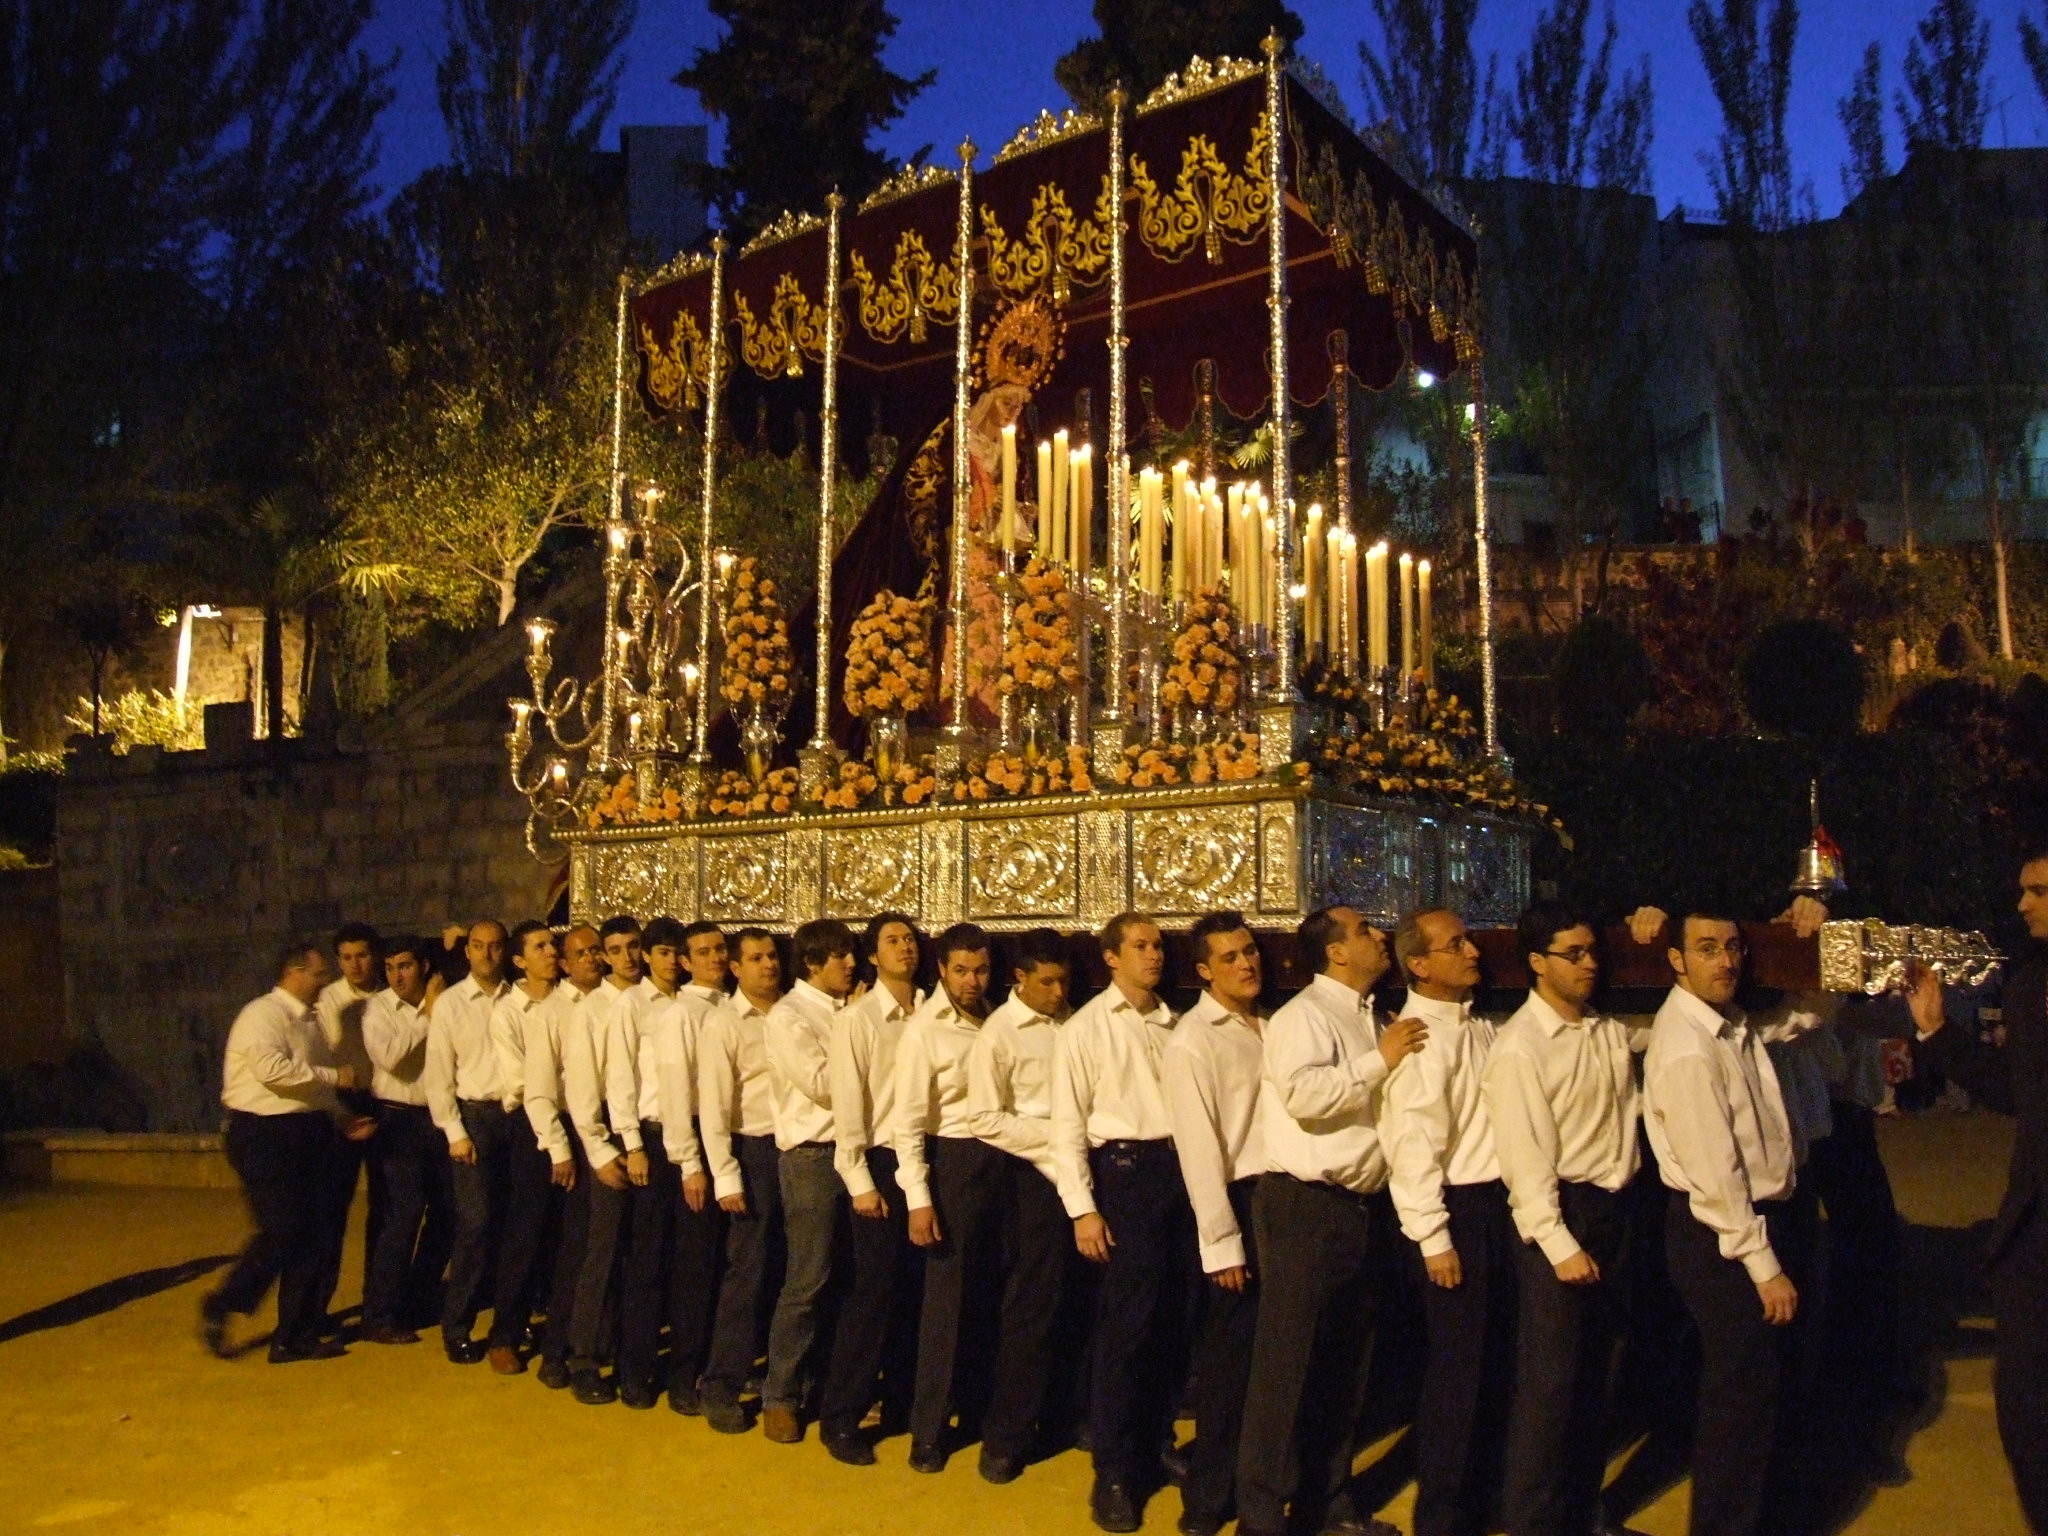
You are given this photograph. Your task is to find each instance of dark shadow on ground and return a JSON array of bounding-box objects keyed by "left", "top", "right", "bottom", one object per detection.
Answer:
[{"left": 0, "top": 1255, "right": 235, "bottom": 1344}]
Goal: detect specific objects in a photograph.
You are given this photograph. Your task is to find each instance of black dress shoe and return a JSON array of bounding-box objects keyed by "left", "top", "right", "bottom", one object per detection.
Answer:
[
  {"left": 619, "top": 1378, "right": 660, "bottom": 1410},
  {"left": 1090, "top": 1478, "right": 1142, "bottom": 1533},
  {"left": 978, "top": 1449, "right": 1025, "bottom": 1484},
  {"left": 361, "top": 1322, "right": 420, "bottom": 1345},
  {"left": 572, "top": 1368, "right": 618, "bottom": 1405},
  {"left": 536, "top": 1356, "right": 571, "bottom": 1390},
  {"left": 1317, "top": 1517, "right": 1400, "bottom": 1536},
  {"left": 822, "top": 1427, "right": 876, "bottom": 1466},
  {"left": 667, "top": 1379, "right": 701, "bottom": 1415},
  {"left": 702, "top": 1394, "right": 750, "bottom": 1434},
  {"left": 268, "top": 1339, "right": 347, "bottom": 1364},
  {"left": 1177, "top": 1511, "right": 1225, "bottom": 1536},
  {"left": 199, "top": 1302, "right": 232, "bottom": 1360},
  {"left": 907, "top": 1441, "right": 948, "bottom": 1474},
  {"left": 444, "top": 1337, "right": 488, "bottom": 1365}
]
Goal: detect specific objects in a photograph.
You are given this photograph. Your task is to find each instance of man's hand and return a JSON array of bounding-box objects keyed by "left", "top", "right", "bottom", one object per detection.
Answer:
[
  {"left": 594, "top": 1158, "right": 629, "bottom": 1191},
  {"left": 625, "top": 1148, "right": 650, "bottom": 1187},
  {"left": 1378, "top": 1016, "right": 1429, "bottom": 1070},
  {"left": 1775, "top": 896, "right": 1830, "bottom": 939},
  {"left": 852, "top": 1190, "right": 889, "bottom": 1220},
  {"left": 1424, "top": 1248, "right": 1464, "bottom": 1289},
  {"left": 334, "top": 1066, "right": 359, "bottom": 1091},
  {"left": 682, "top": 1172, "right": 710, "bottom": 1212},
  {"left": 718, "top": 1191, "right": 748, "bottom": 1215},
  {"left": 1553, "top": 1250, "right": 1601, "bottom": 1285},
  {"left": 550, "top": 1158, "right": 576, "bottom": 1190},
  {"left": 1074, "top": 1212, "right": 1114, "bottom": 1264},
  {"left": 1905, "top": 961, "right": 1946, "bottom": 1039},
  {"left": 1211, "top": 1265, "right": 1250, "bottom": 1293},
  {"left": 1757, "top": 1273, "right": 1798, "bottom": 1325},
  {"left": 422, "top": 973, "right": 447, "bottom": 1013},
  {"left": 1626, "top": 906, "right": 1669, "bottom": 946},
  {"left": 908, "top": 1207, "right": 942, "bottom": 1247},
  {"left": 342, "top": 1115, "right": 377, "bottom": 1142},
  {"left": 449, "top": 1137, "right": 477, "bottom": 1165}
]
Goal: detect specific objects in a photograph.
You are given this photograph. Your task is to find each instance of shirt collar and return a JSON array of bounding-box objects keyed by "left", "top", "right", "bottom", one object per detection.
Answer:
[
  {"left": 1307, "top": 973, "right": 1369, "bottom": 1014},
  {"left": 792, "top": 979, "right": 843, "bottom": 1013},
  {"left": 1666, "top": 982, "right": 1745, "bottom": 1040},
  {"left": 459, "top": 974, "right": 508, "bottom": 1002},
  {"left": 270, "top": 986, "right": 315, "bottom": 1018},
  {"left": 1107, "top": 988, "right": 1173, "bottom": 1027},
  {"left": 379, "top": 986, "right": 426, "bottom": 1015},
  {"left": 1185, "top": 990, "right": 1261, "bottom": 1031},
  {"left": 1520, "top": 990, "right": 1582, "bottom": 1037},
  {"left": 1401, "top": 991, "right": 1472, "bottom": 1027},
  {"left": 683, "top": 982, "right": 727, "bottom": 1005}
]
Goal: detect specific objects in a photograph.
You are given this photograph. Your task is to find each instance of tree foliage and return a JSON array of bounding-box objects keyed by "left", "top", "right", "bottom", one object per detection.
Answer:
[
  {"left": 1896, "top": 0, "right": 1989, "bottom": 152},
  {"left": 1055, "top": 0, "right": 1302, "bottom": 113},
  {"left": 1357, "top": 0, "right": 1482, "bottom": 187},
  {"left": 1689, "top": 0, "right": 1803, "bottom": 231}
]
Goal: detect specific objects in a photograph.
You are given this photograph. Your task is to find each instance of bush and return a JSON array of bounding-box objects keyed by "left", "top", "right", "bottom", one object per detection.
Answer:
[
  {"left": 63, "top": 688, "right": 203, "bottom": 753},
  {"left": 1553, "top": 616, "right": 1652, "bottom": 739},
  {"left": 1741, "top": 619, "right": 1864, "bottom": 737}
]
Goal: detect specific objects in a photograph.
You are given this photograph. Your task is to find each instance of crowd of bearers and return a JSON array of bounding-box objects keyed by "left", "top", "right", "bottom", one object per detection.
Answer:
[{"left": 203, "top": 853, "right": 2041, "bottom": 1536}]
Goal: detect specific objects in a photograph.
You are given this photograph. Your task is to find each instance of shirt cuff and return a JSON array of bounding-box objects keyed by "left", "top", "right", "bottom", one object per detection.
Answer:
[
  {"left": 1740, "top": 1245, "right": 1783, "bottom": 1284},
  {"left": 1059, "top": 1186, "right": 1098, "bottom": 1219},
  {"left": 1536, "top": 1226, "right": 1584, "bottom": 1266},
  {"left": 1417, "top": 1227, "right": 1455, "bottom": 1258},
  {"left": 899, "top": 1174, "right": 932, "bottom": 1210},
  {"left": 617, "top": 1122, "right": 644, "bottom": 1153},
  {"left": 442, "top": 1120, "right": 468, "bottom": 1147},
  {"left": 583, "top": 1138, "right": 619, "bottom": 1169},
  {"left": 838, "top": 1160, "right": 878, "bottom": 1200},
  {"left": 1199, "top": 1233, "right": 1247, "bottom": 1273},
  {"left": 712, "top": 1168, "right": 744, "bottom": 1201}
]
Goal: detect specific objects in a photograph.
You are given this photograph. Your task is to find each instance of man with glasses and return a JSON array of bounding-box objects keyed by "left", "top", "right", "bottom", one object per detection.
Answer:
[
  {"left": 1385, "top": 909, "right": 1514, "bottom": 1536},
  {"left": 1483, "top": 903, "right": 1638, "bottom": 1536}
]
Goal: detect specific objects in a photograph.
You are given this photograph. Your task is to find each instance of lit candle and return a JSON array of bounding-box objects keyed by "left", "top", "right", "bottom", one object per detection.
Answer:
[
  {"left": 1037, "top": 439, "right": 1055, "bottom": 561},
  {"left": 1000, "top": 423, "right": 1017, "bottom": 554},
  {"left": 1202, "top": 479, "right": 1220, "bottom": 592},
  {"left": 1417, "top": 559, "right": 1434, "bottom": 686},
  {"left": 1261, "top": 497, "right": 1277, "bottom": 636},
  {"left": 1141, "top": 468, "right": 1163, "bottom": 596},
  {"left": 1051, "top": 430, "right": 1069, "bottom": 565},
  {"left": 1366, "top": 541, "right": 1389, "bottom": 672},
  {"left": 1344, "top": 532, "right": 1361, "bottom": 675},
  {"left": 1399, "top": 551, "right": 1415, "bottom": 678},
  {"left": 1072, "top": 445, "right": 1092, "bottom": 574},
  {"left": 1303, "top": 504, "right": 1323, "bottom": 656},
  {"left": 1169, "top": 466, "right": 1188, "bottom": 601}
]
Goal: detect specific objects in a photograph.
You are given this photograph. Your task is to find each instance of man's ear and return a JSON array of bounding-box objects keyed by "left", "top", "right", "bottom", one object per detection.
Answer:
[{"left": 1666, "top": 946, "right": 1685, "bottom": 979}]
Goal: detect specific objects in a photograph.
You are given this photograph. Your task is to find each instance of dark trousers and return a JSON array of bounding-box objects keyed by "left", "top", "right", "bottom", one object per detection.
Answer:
[
  {"left": 1503, "top": 1181, "right": 1631, "bottom": 1536},
  {"left": 212, "top": 1110, "right": 341, "bottom": 1350},
  {"left": 1994, "top": 1207, "right": 2048, "bottom": 1534},
  {"left": 1236, "top": 1176, "right": 1391, "bottom": 1535},
  {"left": 1413, "top": 1180, "right": 1519, "bottom": 1536},
  {"left": 316, "top": 1127, "right": 367, "bottom": 1325},
  {"left": 704, "top": 1132, "right": 784, "bottom": 1397},
  {"left": 664, "top": 1123, "right": 725, "bottom": 1392},
  {"left": 820, "top": 1145, "right": 921, "bottom": 1435},
  {"left": 619, "top": 1119, "right": 723, "bottom": 1388},
  {"left": 1088, "top": 1138, "right": 1194, "bottom": 1486},
  {"left": 539, "top": 1120, "right": 589, "bottom": 1365},
  {"left": 442, "top": 1099, "right": 512, "bottom": 1344},
  {"left": 1664, "top": 1190, "right": 1806, "bottom": 1536},
  {"left": 363, "top": 1102, "right": 452, "bottom": 1328},
  {"left": 1806, "top": 1100, "right": 1903, "bottom": 1389},
  {"left": 568, "top": 1152, "right": 630, "bottom": 1369},
  {"left": 766, "top": 1141, "right": 842, "bottom": 1411},
  {"left": 487, "top": 1109, "right": 556, "bottom": 1348},
  {"left": 1182, "top": 1177, "right": 1263, "bottom": 1525}
]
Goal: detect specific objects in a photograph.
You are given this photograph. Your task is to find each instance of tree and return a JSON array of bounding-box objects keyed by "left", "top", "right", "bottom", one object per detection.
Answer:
[
  {"left": 1357, "top": 0, "right": 1483, "bottom": 188},
  {"left": 1689, "top": 0, "right": 1801, "bottom": 232},
  {"left": 1897, "top": 0, "right": 1989, "bottom": 151},
  {"left": 1055, "top": 0, "right": 1302, "bottom": 114},
  {"left": 677, "top": 0, "right": 932, "bottom": 241},
  {"left": 438, "top": 0, "right": 632, "bottom": 180},
  {"left": 2022, "top": 2, "right": 2048, "bottom": 109}
]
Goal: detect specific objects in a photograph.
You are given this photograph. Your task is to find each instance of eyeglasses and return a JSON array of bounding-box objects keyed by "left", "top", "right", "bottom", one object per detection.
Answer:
[
  {"left": 1541, "top": 945, "right": 1598, "bottom": 965},
  {"left": 1688, "top": 939, "right": 1747, "bottom": 960},
  {"left": 1426, "top": 935, "right": 1478, "bottom": 955}
]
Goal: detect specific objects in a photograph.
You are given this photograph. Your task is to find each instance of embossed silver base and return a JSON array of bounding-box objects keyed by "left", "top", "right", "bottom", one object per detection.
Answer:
[{"left": 797, "top": 745, "right": 838, "bottom": 806}]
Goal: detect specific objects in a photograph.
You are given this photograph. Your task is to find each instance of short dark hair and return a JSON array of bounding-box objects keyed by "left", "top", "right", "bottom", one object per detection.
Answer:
[
  {"left": 598, "top": 914, "right": 642, "bottom": 942},
  {"left": 1009, "top": 926, "right": 1069, "bottom": 977},
  {"left": 1296, "top": 906, "right": 1349, "bottom": 973},
  {"left": 334, "top": 921, "right": 381, "bottom": 952},
  {"left": 276, "top": 936, "right": 324, "bottom": 980},
  {"left": 2020, "top": 840, "right": 2048, "bottom": 872},
  {"left": 1099, "top": 911, "right": 1156, "bottom": 956},
  {"left": 933, "top": 922, "right": 992, "bottom": 965},
  {"left": 1670, "top": 906, "right": 1741, "bottom": 949},
  {"left": 508, "top": 918, "right": 552, "bottom": 954},
  {"left": 1189, "top": 910, "right": 1251, "bottom": 964},
  {"left": 732, "top": 926, "right": 777, "bottom": 954},
  {"left": 681, "top": 920, "right": 725, "bottom": 947},
  {"left": 643, "top": 915, "right": 688, "bottom": 952},
  {"left": 862, "top": 911, "right": 920, "bottom": 961},
  {"left": 794, "top": 918, "right": 858, "bottom": 973},
  {"left": 1517, "top": 901, "right": 1595, "bottom": 969},
  {"left": 383, "top": 934, "right": 430, "bottom": 967}
]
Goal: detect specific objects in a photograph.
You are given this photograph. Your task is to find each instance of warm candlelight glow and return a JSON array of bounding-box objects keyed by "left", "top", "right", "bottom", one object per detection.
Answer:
[
  {"left": 1000, "top": 422, "right": 1017, "bottom": 554},
  {"left": 1418, "top": 559, "right": 1434, "bottom": 686}
]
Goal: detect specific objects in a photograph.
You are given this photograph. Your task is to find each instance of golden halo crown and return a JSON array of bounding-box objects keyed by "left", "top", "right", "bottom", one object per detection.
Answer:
[{"left": 975, "top": 296, "right": 1064, "bottom": 393}]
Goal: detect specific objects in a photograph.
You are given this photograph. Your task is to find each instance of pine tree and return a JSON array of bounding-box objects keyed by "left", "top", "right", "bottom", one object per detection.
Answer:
[
  {"left": 1054, "top": 0, "right": 1303, "bottom": 114},
  {"left": 676, "top": 0, "right": 932, "bottom": 241},
  {"left": 1358, "top": 0, "right": 1482, "bottom": 187}
]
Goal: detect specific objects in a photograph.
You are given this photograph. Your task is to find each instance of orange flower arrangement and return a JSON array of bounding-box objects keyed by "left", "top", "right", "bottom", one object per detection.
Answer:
[
  {"left": 810, "top": 754, "right": 939, "bottom": 811},
  {"left": 1162, "top": 586, "right": 1244, "bottom": 715},
  {"left": 999, "top": 556, "right": 1081, "bottom": 698},
  {"left": 720, "top": 557, "right": 795, "bottom": 712},
  {"left": 706, "top": 765, "right": 798, "bottom": 819},
  {"left": 974, "top": 745, "right": 1095, "bottom": 799},
  {"left": 585, "top": 773, "right": 687, "bottom": 828},
  {"left": 843, "top": 583, "right": 934, "bottom": 719},
  {"left": 1113, "top": 733, "right": 1266, "bottom": 788}
]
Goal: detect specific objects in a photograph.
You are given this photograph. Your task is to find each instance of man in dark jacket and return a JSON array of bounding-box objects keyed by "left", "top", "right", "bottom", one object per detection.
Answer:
[{"left": 1910, "top": 842, "right": 2048, "bottom": 1533}]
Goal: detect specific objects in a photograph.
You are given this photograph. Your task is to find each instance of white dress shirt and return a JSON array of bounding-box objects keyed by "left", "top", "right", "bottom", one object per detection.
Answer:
[
  {"left": 423, "top": 974, "right": 512, "bottom": 1144},
  {"left": 1383, "top": 992, "right": 1501, "bottom": 1256},
  {"left": 1050, "top": 985, "right": 1178, "bottom": 1218},
  {"left": 892, "top": 990, "right": 988, "bottom": 1210},
  {"left": 1482, "top": 990, "right": 1641, "bottom": 1265},
  {"left": 607, "top": 977, "right": 676, "bottom": 1138},
  {"left": 510, "top": 984, "right": 578, "bottom": 1164},
  {"left": 1164, "top": 993, "right": 1268, "bottom": 1273},
  {"left": 316, "top": 977, "right": 376, "bottom": 1090},
  {"left": 765, "top": 979, "right": 840, "bottom": 1149},
  {"left": 563, "top": 979, "right": 639, "bottom": 1168},
  {"left": 967, "top": 993, "right": 1063, "bottom": 1183},
  {"left": 221, "top": 988, "right": 341, "bottom": 1115},
  {"left": 651, "top": 986, "right": 719, "bottom": 1178},
  {"left": 699, "top": 993, "right": 779, "bottom": 1199},
  {"left": 362, "top": 988, "right": 431, "bottom": 1106},
  {"left": 1257, "top": 973, "right": 1392, "bottom": 1195},
  {"left": 1643, "top": 984, "right": 1798, "bottom": 1282},
  {"left": 829, "top": 982, "right": 923, "bottom": 1198}
]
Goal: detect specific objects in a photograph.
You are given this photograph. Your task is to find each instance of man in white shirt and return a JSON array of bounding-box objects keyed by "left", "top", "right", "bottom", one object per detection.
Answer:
[
  {"left": 654, "top": 920, "right": 731, "bottom": 1414},
  {"left": 1385, "top": 908, "right": 1514, "bottom": 1536},
  {"left": 698, "top": 927, "right": 787, "bottom": 1433},
  {"left": 758, "top": 918, "right": 857, "bottom": 1443},
  {"left": 816, "top": 912, "right": 925, "bottom": 1466},
  {"left": 534, "top": 923, "right": 603, "bottom": 1388},
  {"left": 481, "top": 919, "right": 567, "bottom": 1374},
  {"left": 203, "top": 938, "right": 366, "bottom": 1363},
  {"left": 1051, "top": 912, "right": 1188, "bottom": 1533},
  {"left": 1165, "top": 912, "right": 1270, "bottom": 1536},
  {"left": 1643, "top": 907, "right": 1803, "bottom": 1536},
  {"left": 1235, "top": 905, "right": 1426, "bottom": 1536},
  {"left": 358, "top": 936, "right": 447, "bottom": 1345},
  {"left": 423, "top": 919, "right": 512, "bottom": 1365},
  {"left": 315, "top": 922, "right": 381, "bottom": 1314},
  {"left": 1482, "top": 903, "right": 1639, "bottom": 1536},
  {"left": 559, "top": 913, "right": 647, "bottom": 1403}
]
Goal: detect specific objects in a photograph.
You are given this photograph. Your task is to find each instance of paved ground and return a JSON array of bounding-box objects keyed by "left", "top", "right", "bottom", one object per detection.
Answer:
[{"left": 0, "top": 1111, "right": 2029, "bottom": 1536}]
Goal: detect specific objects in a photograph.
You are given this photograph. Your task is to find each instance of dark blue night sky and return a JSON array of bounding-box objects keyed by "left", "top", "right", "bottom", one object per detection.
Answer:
[{"left": 362, "top": 0, "right": 2048, "bottom": 216}]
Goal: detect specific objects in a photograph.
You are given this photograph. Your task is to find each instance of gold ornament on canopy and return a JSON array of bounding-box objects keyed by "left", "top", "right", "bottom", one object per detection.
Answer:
[
  {"left": 850, "top": 229, "right": 957, "bottom": 345},
  {"left": 981, "top": 180, "right": 1114, "bottom": 304},
  {"left": 1129, "top": 117, "right": 1272, "bottom": 266}
]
